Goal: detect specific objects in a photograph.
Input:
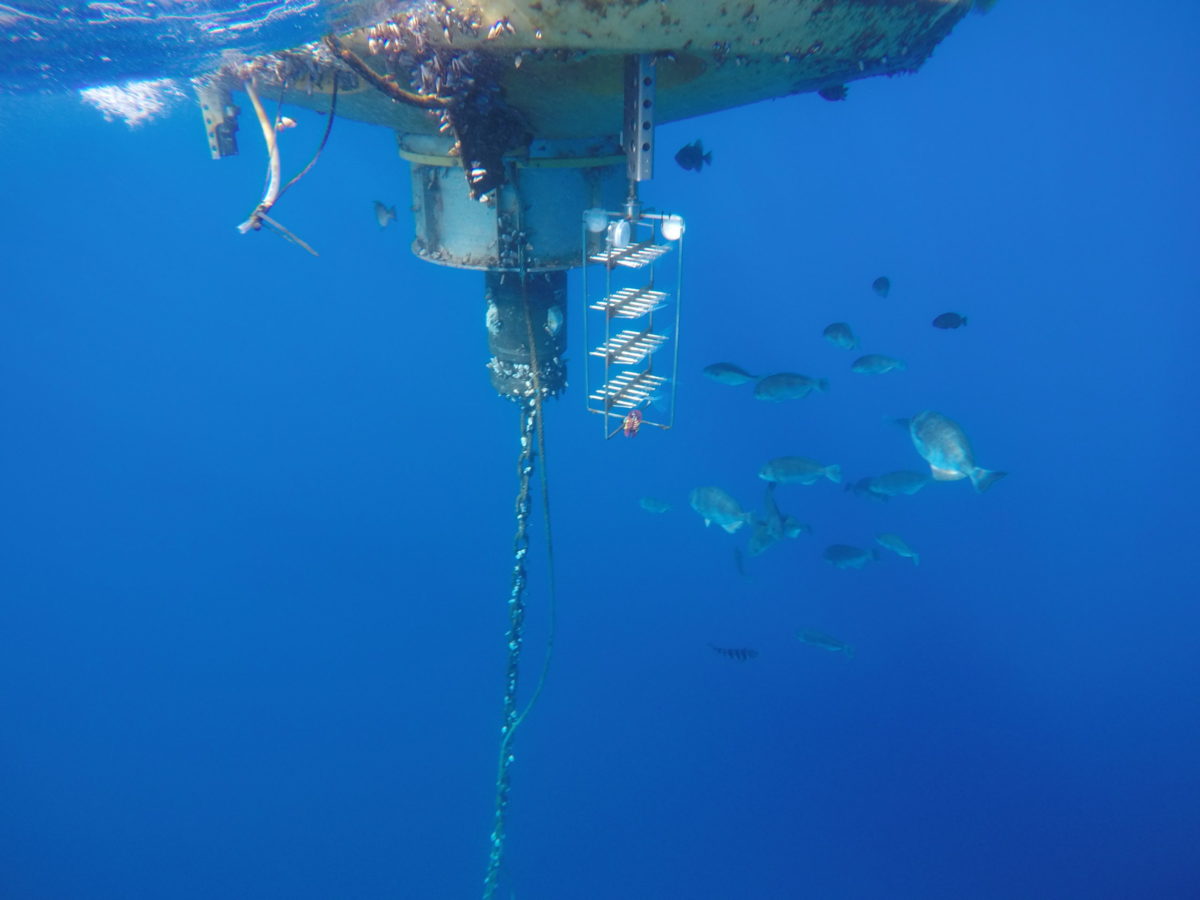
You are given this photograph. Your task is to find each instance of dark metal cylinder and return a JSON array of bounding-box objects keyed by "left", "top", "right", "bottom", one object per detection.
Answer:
[{"left": 484, "top": 270, "right": 568, "bottom": 400}]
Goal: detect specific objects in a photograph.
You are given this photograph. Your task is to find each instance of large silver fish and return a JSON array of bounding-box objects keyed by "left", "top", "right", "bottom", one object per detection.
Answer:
[
  {"left": 759, "top": 456, "right": 841, "bottom": 485},
  {"left": 689, "top": 486, "right": 751, "bottom": 534},
  {"left": 753, "top": 372, "right": 829, "bottom": 402},
  {"left": 909, "top": 410, "right": 1007, "bottom": 492}
]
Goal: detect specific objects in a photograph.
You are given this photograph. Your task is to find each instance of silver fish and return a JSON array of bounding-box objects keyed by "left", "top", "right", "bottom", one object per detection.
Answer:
[
  {"left": 822, "top": 544, "right": 879, "bottom": 570},
  {"left": 851, "top": 354, "right": 906, "bottom": 375},
  {"left": 797, "top": 629, "right": 855, "bottom": 657},
  {"left": 753, "top": 372, "right": 829, "bottom": 402},
  {"left": 759, "top": 456, "right": 841, "bottom": 485},
  {"left": 868, "top": 470, "right": 930, "bottom": 497},
  {"left": 373, "top": 200, "right": 397, "bottom": 228},
  {"left": 689, "top": 486, "right": 750, "bottom": 534},
  {"left": 875, "top": 532, "right": 919, "bottom": 566},
  {"left": 822, "top": 322, "right": 858, "bottom": 351},
  {"left": 909, "top": 410, "right": 1007, "bottom": 492},
  {"left": 703, "top": 362, "right": 758, "bottom": 385}
]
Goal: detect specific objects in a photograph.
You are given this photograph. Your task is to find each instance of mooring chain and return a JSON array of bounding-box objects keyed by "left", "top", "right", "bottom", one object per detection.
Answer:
[{"left": 483, "top": 399, "right": 537, "bottom": 900}]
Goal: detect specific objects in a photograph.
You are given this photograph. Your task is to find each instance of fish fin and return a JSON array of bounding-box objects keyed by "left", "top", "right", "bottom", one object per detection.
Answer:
[
  {"left": 816, "top": 378, "right": 830, "bottom": 393},
  {"left": 870, "top": 547, "right": 882, "bottom": 562},
  {"left": 888, "top": 416, "right": 910, "bottom": 429},
  {"left": 970, "top": 468, "right": 1007, "bottom": 493},
  {"left": 721, "top": 520, "right": 744, "bottom": 534},
  {"left": 911, "top": 554, "right": 920, "bottom": 566},
  {"left": 824, "top": 464, "right": 842, "bottom": 484},
  {"left": 704, "top": 151, "right": 712, "bottom": 164},
  {"left": 844, "top": 645, "right": 856, "bottom": 659},
  {"left": 961, "top": 317, "right": 968, "bottom": 326}
]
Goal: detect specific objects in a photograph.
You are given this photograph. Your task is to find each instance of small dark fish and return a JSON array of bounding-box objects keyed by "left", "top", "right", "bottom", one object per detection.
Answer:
[
  {"left": 872, "top": 276, "right": 891, "bottom": 297},
  {"left": 932, "top": 312, "right": 968, "bottom": 329},
  {"left": 675, "top": 139, "right": 712, "bottom": 172},
  {"left": 709, "top": 644, "right": 758, "bottom": 662},
  {"left": 374, "top": 200, "right": 397, "bottom": 228},
  {"left": 818, "top": 84, "right": 848, "bottom": 101}
]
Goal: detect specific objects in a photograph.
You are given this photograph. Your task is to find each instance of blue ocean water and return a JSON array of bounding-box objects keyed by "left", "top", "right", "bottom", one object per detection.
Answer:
[{"left": 2, "top": 3, "right": 1198, "bottom": 898}]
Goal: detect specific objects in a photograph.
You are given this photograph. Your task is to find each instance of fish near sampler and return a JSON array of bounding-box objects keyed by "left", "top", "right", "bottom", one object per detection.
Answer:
[
  {"left": 709, "top": 644, "right": 757, "bottom": 661},
  {"left": 908, "top": 410, "right": 1007, "bottom": 493},
  {"left": 703, "top": 362, "right": 758, "bottom": 385},
  {"left": 759, "top": 456, "right": 841, "bottom": 486},
  {"left": 876, "top": 532, "right": 920, "bottom": 566},
  {"left": 753, "top": 373, "right": 829, "bottom": 402},
  {"left": 797, "top": 629, "right": 854, "bottom": 657},
  {"left": 374, "top": 200, "right": 397, "bottom": 228},
  {"left": 822, "top": 322, "right": 858, "bottom": 351},
  {"left": 851, "top": 354, "right": 906, "bottom": 375},
  {"left": 822, "top": 544, "right": 879, "bottom": 570},
  {"left": 867, "top": 470, "right": 930, "bottom": 498},
  {"left": 675, "top": 139, "right": 712, "bottom": 172},
  {"left": 932, "top": 312, "right": 967, "bottom": 329},
  {"left": 689, "top": 486, "right": 751, "bottom": 534}
]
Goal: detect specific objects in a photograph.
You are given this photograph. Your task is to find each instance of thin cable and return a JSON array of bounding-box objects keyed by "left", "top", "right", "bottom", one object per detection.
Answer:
[{"left": 277, "top": 78, "right": 338, "bottom": 203}]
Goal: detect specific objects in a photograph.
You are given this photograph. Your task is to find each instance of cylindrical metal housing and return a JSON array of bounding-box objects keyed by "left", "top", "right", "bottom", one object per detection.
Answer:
[
  {"left": 484, "top": 270, "right": 568, "bottom": 400},
  {"left": 403, "top": 134, "right": 626, "bottom": 271}
]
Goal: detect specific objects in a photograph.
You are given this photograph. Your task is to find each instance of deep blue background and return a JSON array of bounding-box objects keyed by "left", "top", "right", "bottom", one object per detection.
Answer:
[{"left": 2, "top": 3, "right": 1198, "bottom": 898}]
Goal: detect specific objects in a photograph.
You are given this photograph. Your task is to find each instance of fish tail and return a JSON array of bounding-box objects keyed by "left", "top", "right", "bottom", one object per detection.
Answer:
[
  {"left": 816, "top": 378, "right": 830, "bottom": 393},
  {"left": 824, "top": 464, "right": 842, "bottom": 484},
  {"left": 970, "top": 468, "right": 1008, "bottom": 493},
  {"left": 910, "top": 553, "right": 920, "bottom": 567},
  {"left": 704, "top": 151, "right": 712, "bottom": 164},
  {"left": 961, "top": 316, "right": 968, "bottom": 326}
]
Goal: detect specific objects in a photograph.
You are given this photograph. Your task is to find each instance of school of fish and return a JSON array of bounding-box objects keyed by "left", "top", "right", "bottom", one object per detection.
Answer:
[{"left": 656, "top": 271, "right": 1006, "bottom": 662}]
